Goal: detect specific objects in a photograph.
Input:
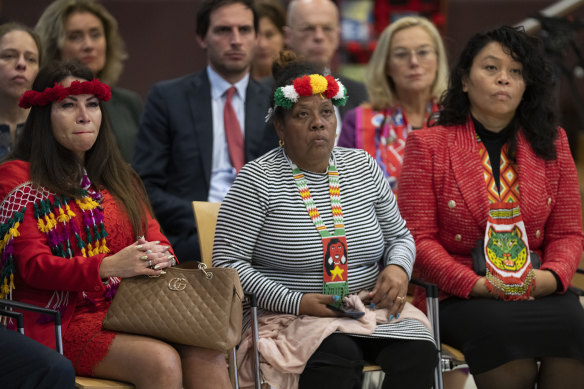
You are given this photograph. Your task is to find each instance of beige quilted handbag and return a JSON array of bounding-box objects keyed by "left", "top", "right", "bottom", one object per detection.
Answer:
[{"left": 103, "top": 262, "right": 244, "bottom": 352}]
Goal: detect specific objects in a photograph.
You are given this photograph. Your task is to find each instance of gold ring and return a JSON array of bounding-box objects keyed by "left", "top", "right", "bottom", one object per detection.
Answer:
[{"left": 396, "top": 296, "right": 405, "bottom": 303}]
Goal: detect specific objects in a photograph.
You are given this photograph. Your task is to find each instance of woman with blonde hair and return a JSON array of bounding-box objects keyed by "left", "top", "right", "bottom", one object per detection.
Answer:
[
  {"left": 35, "top": 0, "right": 142, "bottom": 162},
  {"left": 338, "top": 16, "right": 448, "bottom": 191}
]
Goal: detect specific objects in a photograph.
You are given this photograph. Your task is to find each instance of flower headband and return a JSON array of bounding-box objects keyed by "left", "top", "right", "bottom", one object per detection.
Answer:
[
  {"left": 275, "top": 74, "right": 348, "bottom": 109},
  {"left": 19, "top": 79, "right": 112, "bottom": 108}
]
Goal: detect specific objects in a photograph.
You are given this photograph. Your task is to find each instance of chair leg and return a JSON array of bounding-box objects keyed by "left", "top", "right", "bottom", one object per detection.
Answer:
[
  {"left": 244, "top": 293, "right": 262, "bottom": 389},
  {"left": 229, "top": 347, "right": 239, "bottom": 389}
]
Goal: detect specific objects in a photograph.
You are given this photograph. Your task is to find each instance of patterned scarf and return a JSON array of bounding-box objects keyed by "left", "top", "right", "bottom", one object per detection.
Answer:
[
  {"left": 478, "top": 138, "right": 535, "bottom": 300},
  {"left": 356, "top": 102, "right": 438, "bottom": 190}
]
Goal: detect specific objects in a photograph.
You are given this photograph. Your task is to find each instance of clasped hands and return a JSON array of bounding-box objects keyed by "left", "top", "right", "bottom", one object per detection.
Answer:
[
  {"left": 471, "top": 269, "right": 558, "bottom": 299},
  {"left": 299, "top": 264, "right": 409, "bottom": 321},
  {"left": 99, "top": 236, "right": 175, "bottom": 279}
]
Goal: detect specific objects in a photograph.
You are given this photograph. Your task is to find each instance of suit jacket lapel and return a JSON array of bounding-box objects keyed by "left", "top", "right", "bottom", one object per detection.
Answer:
[
  {"left": 244, "top": 79, "right": 268, "bottom": 161},
  {"left": 187, "top": 71, "right": 213, "bottom": 187},
  {"left": 449, "top": 120, "right": 490, "bottom": 227}
]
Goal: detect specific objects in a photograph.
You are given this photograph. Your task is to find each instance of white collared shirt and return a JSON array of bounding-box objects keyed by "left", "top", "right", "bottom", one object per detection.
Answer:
[{"left": 206, "top": 66, "right": 249, "bottom": 202}]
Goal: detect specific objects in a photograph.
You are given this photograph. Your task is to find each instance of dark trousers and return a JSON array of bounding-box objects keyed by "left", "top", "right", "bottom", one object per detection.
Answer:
[
  {"left": 299, "top": 333, "right": 437, "bottom": 389},
  {"left": 0, "top": 326, "right": 76, "bottom": 389}
]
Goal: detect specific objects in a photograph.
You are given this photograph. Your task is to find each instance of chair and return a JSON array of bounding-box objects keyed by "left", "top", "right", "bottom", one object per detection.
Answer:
[
  {"left": 74, "top": 377, "right": 133, "bottom": 388},
  {"left": 0, "top": 299, "right": 64, "bottom": 353},
  {"left": 0, "top": 299, "right": 133, "bottom": 389},
  {"left": 193, "top": 201, "right": 244, "bottom": 388},
  {"left": 192, "top": 201, "right": 222, "bottom": 267}
]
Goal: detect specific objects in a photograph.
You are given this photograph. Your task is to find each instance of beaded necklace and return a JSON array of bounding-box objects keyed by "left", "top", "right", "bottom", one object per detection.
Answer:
[{"left": 288, "top": 152, "right": 349, "bottom": 306}]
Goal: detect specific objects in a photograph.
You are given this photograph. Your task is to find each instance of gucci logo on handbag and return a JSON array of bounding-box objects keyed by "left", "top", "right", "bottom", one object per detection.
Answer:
[{"left": 168, "top": 277, "right": 188, "bottom": 291}]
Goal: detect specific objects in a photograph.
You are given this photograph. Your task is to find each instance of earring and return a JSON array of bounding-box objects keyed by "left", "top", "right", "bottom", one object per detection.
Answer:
[{"left": 279, "top": 139, "right": 285, "bottom": 147}]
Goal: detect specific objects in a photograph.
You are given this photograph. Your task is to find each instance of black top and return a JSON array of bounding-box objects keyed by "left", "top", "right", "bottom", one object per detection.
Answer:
[
  {"left": 472, "top": 116, "right": 515, "bottom": 192},
  {"left": 0, "top": 123, "right": 24, "bottom": 160}
]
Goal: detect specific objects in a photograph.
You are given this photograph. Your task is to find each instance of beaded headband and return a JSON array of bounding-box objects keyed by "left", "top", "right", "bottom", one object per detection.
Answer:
[
  {"left": 19, "top": 79, "right": 112, "bottom": 109},
  {"left": 266, "top": 74, "right": 348, "bottom": 122}
]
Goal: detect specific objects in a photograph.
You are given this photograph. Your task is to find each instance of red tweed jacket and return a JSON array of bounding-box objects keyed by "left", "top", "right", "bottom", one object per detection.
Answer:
[{"left": 397, "top": 119, "right": 584, "bottom": 310}]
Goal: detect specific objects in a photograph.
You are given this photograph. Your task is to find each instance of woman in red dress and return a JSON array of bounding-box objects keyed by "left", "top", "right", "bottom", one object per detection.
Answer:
[{"left": 0, "top": 61, "right": 231, "bottom": 389}]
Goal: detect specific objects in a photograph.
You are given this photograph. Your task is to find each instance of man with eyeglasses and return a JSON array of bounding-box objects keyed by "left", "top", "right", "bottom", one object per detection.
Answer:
[{"left": 284, "top": 0, "right": 368, "bottom": 141}]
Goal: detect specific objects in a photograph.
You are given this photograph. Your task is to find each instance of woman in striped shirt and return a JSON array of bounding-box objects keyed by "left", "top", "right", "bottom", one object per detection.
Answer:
[{"left": 213, "top": 53, "right": 437, "bottom": 389}]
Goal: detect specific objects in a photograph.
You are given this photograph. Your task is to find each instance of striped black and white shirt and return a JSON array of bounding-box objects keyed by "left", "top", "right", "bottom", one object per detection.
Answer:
[{"left": 213, "top": 147, "right": 433, "bottom": 342}]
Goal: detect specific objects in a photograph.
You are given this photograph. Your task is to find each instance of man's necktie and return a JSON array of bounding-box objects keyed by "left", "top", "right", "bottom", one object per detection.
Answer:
[{"left": 224, "top": 86, "right": 244, "bottom": 172}]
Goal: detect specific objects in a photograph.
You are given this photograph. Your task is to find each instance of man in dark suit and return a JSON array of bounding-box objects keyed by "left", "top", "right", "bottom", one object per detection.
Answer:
[
  {"left": 284, "top": 0, "right": 368, "bottom": 132},
  {"left": 132, "top": 0, "right": 277, "bottom": 262}
]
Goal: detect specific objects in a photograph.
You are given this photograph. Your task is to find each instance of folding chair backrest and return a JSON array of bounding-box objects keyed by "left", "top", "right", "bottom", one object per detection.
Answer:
[{"left": 192, "top": 201, "right": 221, "bottom": 268}]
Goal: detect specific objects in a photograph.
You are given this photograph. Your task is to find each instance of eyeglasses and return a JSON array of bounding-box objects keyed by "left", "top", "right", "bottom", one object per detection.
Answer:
[{"left": 390, "top": 47, "right": 436, "bottom": 63}]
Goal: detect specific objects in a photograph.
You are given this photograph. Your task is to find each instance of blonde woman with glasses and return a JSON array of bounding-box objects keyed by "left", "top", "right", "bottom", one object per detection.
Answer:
[{"left": 338, "top": 16, "right": 448, "bottom": 192}]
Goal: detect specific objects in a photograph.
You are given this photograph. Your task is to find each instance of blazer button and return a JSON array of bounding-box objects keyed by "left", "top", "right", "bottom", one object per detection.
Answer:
[
  {"left": 535, "top": 230, "right": 541, "bottom": 239},
  {"left": 454, "top": 234, "right": 462, "bottom": 242},
  {"left": 547, "top": 197, "right": 552, "bottom": 206},
  {"left": 448, "top": 200, "right": 456, "bottom": 209}
]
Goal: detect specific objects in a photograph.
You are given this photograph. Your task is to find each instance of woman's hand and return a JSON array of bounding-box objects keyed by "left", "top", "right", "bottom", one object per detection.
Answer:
[
  {"left": 299, "top": 293, "right": 345, "bottom": 317},
  {"left": 470, "top": 277, "right": 495, "bottom": 298},
  {"left": 99, "top": 237, "right": 174, "bottom": 279},
  {"left": 369, "top": 265, "right": 409, "bottom": 318},
  {"left": 530, "top": 269, "right": 558, "bottom": 298},
  {"left": 471, "top": 270, "right": 557, "bottom": 300}
]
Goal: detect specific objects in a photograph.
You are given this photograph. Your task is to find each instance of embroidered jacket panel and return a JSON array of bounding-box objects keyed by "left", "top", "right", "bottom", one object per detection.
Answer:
[
  {"left": 397, "top": 119, "right": 584, "bottom": 308},
  {"left": 0, "top": 160, "right": 171, "bottom": 349},
  {"left": 213, "top": 147, "right": 433, "bottom": 341}
]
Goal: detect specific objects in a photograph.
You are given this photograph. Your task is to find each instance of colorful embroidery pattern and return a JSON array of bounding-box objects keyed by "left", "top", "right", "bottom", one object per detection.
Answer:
[
  {"left": 0, "top": 173, "right": 115, "bottom": 319},
  {"left": 358, "top": 103, "right": 438, "bottom": 190},
  {"left": 478, "top": 139, "right": 535, "bottom": 300},
  {"left": 480, "top": 143, "right": 520, "bottom": 203},
  {"left": 0, "top": 206, "right": 24, "bottom": 300}
]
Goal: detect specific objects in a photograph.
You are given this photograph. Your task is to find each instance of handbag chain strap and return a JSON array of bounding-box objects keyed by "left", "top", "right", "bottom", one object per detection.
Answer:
[{"left": 198, "top": 263, "right": 213, "bottom": 280}]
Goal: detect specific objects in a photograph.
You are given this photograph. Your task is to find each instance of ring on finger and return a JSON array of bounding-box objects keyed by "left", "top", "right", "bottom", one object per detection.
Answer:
[
  {"left": 169, "top": 257, "right": 177, "bottom": 267},
  {"left": 148, "top": 259, "right": 152, "bottom": 268},
  {"left": 396, "top": 296, "right": 406, "bottom": 303}
]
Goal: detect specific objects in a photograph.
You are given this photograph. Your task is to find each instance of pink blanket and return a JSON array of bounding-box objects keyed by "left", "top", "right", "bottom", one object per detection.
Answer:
[{"left": 236, "top": 295, "right": 432, "bottom": 389}]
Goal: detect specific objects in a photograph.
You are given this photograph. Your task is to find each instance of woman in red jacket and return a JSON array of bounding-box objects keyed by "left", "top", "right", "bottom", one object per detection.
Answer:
[
  {"left": 398, "top": 26, "right": 584, "bottom": 388},
  {"left": 0, "top": 61, "right": 231, "bottom": 389}
]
